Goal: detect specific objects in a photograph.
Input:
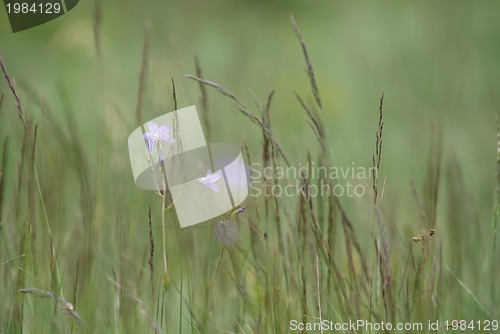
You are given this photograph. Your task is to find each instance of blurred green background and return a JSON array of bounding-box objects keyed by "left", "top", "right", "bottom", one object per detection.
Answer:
[
  {"left": 1, "top": 0, "right": 500, "bottom": 332},
  {"left": 2, "top": 0, "right": 499, "bottom": 191}
]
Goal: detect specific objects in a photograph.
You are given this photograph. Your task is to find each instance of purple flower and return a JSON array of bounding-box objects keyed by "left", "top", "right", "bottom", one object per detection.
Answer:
[
  {"left": 143, "top": 122, "right": 174, "bottom": 144},
  {"left": 145, "top": 137, "right": 153, "bottom": 154},
  {"left": 197, "top": 170, "right": 222, "bottom": 192}
]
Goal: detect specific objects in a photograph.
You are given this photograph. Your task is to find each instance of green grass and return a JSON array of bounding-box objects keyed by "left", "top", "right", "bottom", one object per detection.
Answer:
[{"left": 1, "top": 1, "right": 500, "bottom": 333}]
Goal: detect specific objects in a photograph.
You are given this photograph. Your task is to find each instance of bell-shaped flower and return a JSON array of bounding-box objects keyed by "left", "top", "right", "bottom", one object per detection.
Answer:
[
  {"left": 197, "top": 170, "right": 222, "bottom": 192},
  {"left": 143, "top": 122, "right": 174, "bottom": 145}
]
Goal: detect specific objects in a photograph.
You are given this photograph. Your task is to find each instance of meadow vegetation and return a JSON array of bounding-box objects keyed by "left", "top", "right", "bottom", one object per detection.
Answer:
[{"left": 1, "top": 1, "right": 499, "bottom": 333}]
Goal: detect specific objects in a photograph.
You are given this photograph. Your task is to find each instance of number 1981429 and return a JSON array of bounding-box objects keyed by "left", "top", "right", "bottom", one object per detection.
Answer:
[{"left": 6, "top": 2, "right": 61, "bottom": 14}]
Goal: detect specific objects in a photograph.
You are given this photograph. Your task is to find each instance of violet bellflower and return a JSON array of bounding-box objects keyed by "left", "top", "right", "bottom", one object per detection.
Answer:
[
  {"left": 143, "top": 122, "right": 174, "bottom": 154},
  {"left": 197, "top": 170, "right": 222, "bottom": 192}
]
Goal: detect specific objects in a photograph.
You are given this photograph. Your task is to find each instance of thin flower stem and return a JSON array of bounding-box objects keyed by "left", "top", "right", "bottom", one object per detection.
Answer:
[{"left": 161, "top": 170, "right": 168, "bottom": 273}]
